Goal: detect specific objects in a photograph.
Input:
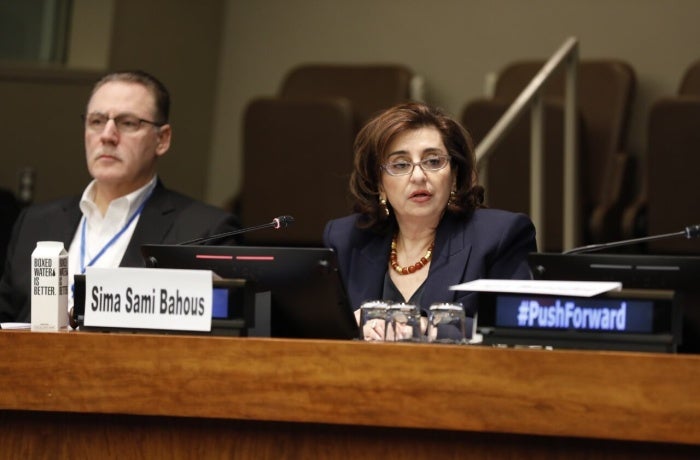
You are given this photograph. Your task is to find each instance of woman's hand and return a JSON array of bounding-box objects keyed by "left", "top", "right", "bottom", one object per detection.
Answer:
[{"left": 355, "top": 308, "right": 386, "bottom": 341}]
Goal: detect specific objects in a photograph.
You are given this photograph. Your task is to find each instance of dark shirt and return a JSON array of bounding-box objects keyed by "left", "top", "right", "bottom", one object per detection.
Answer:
[
  {"left": 324, "top": 209, "right": 537, "bottom": 316},
  {"left": 382, "top": 271, "right": 426, "bottom": 308}
]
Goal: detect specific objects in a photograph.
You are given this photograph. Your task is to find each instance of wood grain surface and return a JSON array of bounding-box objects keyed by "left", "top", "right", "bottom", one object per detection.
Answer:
[{"left": 0, "top": 330, "right": 698, "bottom": 458}]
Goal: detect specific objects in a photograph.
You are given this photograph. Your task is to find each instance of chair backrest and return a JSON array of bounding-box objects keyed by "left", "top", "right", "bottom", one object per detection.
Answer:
[
  {"left": 462, "top": 99, "right": 585, "bottom": 251},
  {"left": 279, "top": 64, "right": 416, "bottom": 130},
  {"left": 678, "top": 59, "right": 700, "bottom": 96},
  {"left": 493, "top": 60, "right": 636, "bottom": 205},
  {"left": 645, "top": 98, "right": 700, "bottom": 254},
  {"left": 621, "top": 59, "right": 700, "bottom": 251},
  {"left": 239, "top": 97, "right": 355, "bottom": 246},
  {"left": 463, "top": 59, "right": 636, "bottom": 251},
  {"left": 646, "top": 60, "right": 700, "bottom": 253}
]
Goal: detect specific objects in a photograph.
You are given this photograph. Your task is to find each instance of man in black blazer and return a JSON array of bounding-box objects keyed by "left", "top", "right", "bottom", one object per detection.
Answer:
[
  {"left": 0, "top": 70, "right": 239, "bottom": 323},
  {"left": 0, "top": 188, "right": 20, "bottom": 279}
]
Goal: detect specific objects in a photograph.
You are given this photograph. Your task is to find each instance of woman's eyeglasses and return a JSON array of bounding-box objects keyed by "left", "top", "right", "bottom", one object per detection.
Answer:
[{"left": 381, "top": 155, "right": 450, "bottom": 176}]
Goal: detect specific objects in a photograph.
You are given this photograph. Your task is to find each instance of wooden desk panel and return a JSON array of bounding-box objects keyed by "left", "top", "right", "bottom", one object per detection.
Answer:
[
  {"left": 2, "top": 412, "right": 699, "bottom": 459},
  {"left": 0, "top": 331, "right": 698, "bottom": 458}
]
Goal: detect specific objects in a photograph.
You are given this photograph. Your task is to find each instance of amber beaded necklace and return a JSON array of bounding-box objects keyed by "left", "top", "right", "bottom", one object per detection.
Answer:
[{"left": 390, "top": 233, "right": 434, "bottom": 275}]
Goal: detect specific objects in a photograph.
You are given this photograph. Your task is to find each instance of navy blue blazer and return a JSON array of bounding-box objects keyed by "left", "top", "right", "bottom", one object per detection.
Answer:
[
  {"left": 0, "top": 181, "right": 240, "bottom": 322},
  {"left": 323, "top": 209, "right": 537, "bottom": 316}
]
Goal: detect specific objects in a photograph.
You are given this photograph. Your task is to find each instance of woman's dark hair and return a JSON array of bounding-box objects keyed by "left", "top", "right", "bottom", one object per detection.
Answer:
[
  {"left": 89, "top": 70, "right": 170, "bottom": 124},
  {"left": 350, "top": 102, "right": 484, "bottom": 231}
]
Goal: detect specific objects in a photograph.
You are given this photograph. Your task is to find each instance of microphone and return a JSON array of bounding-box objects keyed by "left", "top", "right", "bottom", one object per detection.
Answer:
[
  {"left": 177, "top": 215, "right": 295, "bottom": 245},
  {"left": 17, "top": 167, "right": 35, "bottom": 206},
  {"left": 563, "top": 224, "right": 700, "bottom": 254}
]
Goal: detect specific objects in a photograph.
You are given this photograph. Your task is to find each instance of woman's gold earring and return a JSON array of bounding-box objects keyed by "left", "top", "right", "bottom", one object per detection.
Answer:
[
  {"left": 380, "top": 197, "right": 390, "bottom": 217},
  {"left": 448, "top": 190, "right": 456, "bottom": 206}
]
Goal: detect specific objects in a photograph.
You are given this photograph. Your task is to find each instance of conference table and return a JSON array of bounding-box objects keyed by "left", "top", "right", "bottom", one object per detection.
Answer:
[{"left": 0, "top": 330, "right": 699, "bottom": 458}]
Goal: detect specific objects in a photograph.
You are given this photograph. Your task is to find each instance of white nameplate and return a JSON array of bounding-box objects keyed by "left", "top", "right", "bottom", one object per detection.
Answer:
[
  {"left": 450, "top": 279, "right": 622, "bottom": 298},
  {"left": 84, "top": 267, "right": 213, "bottom": 332}
]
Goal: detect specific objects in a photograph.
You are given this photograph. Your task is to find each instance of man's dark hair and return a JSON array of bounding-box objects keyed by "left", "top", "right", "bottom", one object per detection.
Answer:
[{"left": 89, "top": 70, "right": 170, "bottom": 124}]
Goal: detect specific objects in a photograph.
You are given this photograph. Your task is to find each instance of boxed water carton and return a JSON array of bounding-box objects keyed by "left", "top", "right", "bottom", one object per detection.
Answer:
[{"left": 31, "top": 241, "right": 68, "bottom": 331}]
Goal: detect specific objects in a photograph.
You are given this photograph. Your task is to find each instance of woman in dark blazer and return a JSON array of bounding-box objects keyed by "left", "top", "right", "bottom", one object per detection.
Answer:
[{"left": 323, "top": 102, "right": 537, "bottom": 337}]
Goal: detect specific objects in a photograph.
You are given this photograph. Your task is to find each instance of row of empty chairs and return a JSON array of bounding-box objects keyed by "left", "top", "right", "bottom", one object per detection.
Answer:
[
  {"left": 462, "top": 59, "right": 637, "bottom": 252},
  {"left": 233, "top": 60, "right": 700, "bottom": 255},
  {"left": 236, "top": 64, "right": 419, "bottom": 245},
  {"left": 622, "top": 60, "right": 700, "bottom": 254}
]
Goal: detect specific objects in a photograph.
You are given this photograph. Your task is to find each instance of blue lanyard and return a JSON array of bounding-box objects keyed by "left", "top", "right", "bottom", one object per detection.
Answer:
[{"left": 79, "top": 194, "right": 151, "bottom": 274}]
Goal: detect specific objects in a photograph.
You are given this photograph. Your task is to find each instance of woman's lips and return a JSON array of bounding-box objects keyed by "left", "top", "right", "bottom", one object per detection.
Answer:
[{"left": 409, "top": 190, "right": 432, "bottom": 202}]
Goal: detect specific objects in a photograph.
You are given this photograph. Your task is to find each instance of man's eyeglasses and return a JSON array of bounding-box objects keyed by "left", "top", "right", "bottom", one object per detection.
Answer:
[
  {"left": 83, "top": 113, "right": 166, "bottom": 133},
  {"left": 381, "top": 155, "right": 451, "bottom": 176}
]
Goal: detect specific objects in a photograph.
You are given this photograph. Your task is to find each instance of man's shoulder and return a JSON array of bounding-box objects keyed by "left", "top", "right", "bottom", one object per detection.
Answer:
[{"left": 19, "top": 196, "right": 80, "bottom": 219}]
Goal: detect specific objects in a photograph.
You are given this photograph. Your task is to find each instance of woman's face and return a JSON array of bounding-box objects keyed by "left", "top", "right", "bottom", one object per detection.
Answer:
[{"left": 380, "top": 126, "right": 455, "bottom": 227}]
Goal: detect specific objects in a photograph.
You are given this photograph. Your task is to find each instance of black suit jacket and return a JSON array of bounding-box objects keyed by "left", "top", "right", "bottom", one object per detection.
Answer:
[
  {"left": 323, "top": 209, "right": 537, "bottom": 316},
  {"left": 0, "top": 188, "right": 20, "bottom": 278},
  {"left": 0, "top": 181, "right": 240, "bottom": 322}
]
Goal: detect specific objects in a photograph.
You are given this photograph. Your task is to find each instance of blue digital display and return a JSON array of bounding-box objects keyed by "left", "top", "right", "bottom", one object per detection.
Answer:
[
  {"left": 494, "top": 295, "right": 655, "bottom": 333},
  {"left": 212, "top": 288, "right": 229, "bottom": 319}
]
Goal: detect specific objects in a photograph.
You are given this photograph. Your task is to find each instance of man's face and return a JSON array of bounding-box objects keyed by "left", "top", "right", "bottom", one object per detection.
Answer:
[{"left": 84, "top": 81, "right": 170, "bottom": 195}]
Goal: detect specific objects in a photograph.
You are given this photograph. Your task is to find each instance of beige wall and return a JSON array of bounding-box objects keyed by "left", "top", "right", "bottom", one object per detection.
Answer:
[
  {"left": 209, "top": 0, "right": 700, "bottom": 206},
  {"left": 0, "top": 69, "right": 96, "bottom": 202},
  {"left": 2, "top": 0, "right": 699, "bottom": 209},
  {"left": 67, "top": 0, "right": 114, "bottom": 70},
  {"left": 109, "top": 0, "right": 225, "bottom": 203}
]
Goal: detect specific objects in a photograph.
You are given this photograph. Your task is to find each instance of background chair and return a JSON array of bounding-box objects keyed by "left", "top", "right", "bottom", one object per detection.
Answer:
[
  {"left": 622, "top": 60, "right": 700, "bottom": 254},
  {"left": 678, "top": 59, "right": 700, "bottom": 95},
  {"left": 237, "top": 98, "right": 355, "bottom": 245},
  {"left": 279, "top": 63, "right": 419, "bottom": 131},
  {"left": 462, "top": 59, "right": 636, "bottom": 252},
  {"left": 462, "top": 99, "right": 583, "bottom": 251},
  {"left": 644, "top": 98, "right": 700, "bottom": 254},
  {"left": 235, "top": 63, "right": 419, "bottom": 245}
]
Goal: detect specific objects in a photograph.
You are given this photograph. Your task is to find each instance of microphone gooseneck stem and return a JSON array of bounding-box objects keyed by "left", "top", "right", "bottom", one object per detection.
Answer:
[
  {"left": 178, "top": 220, "right": 279, "bottom": 246},
  {"left": 564, "top": 230, "right": 686, "bottom": 255}
]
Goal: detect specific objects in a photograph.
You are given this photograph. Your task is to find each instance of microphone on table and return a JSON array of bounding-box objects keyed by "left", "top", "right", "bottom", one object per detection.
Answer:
[
  {"left": 177, "top": 215, "right": 295, "bottom": 245},
  {"left": 563, "top": 224, "right": 700, "bottom": 255}
]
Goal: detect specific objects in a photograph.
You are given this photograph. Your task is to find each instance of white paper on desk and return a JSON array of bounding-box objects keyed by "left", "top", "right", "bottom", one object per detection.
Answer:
[
  {"left": 450, "top": 279, "right": 622, "bottom": 297},
  {"left": 1, "top": 322, "right": 31, "bottom": 330}
]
